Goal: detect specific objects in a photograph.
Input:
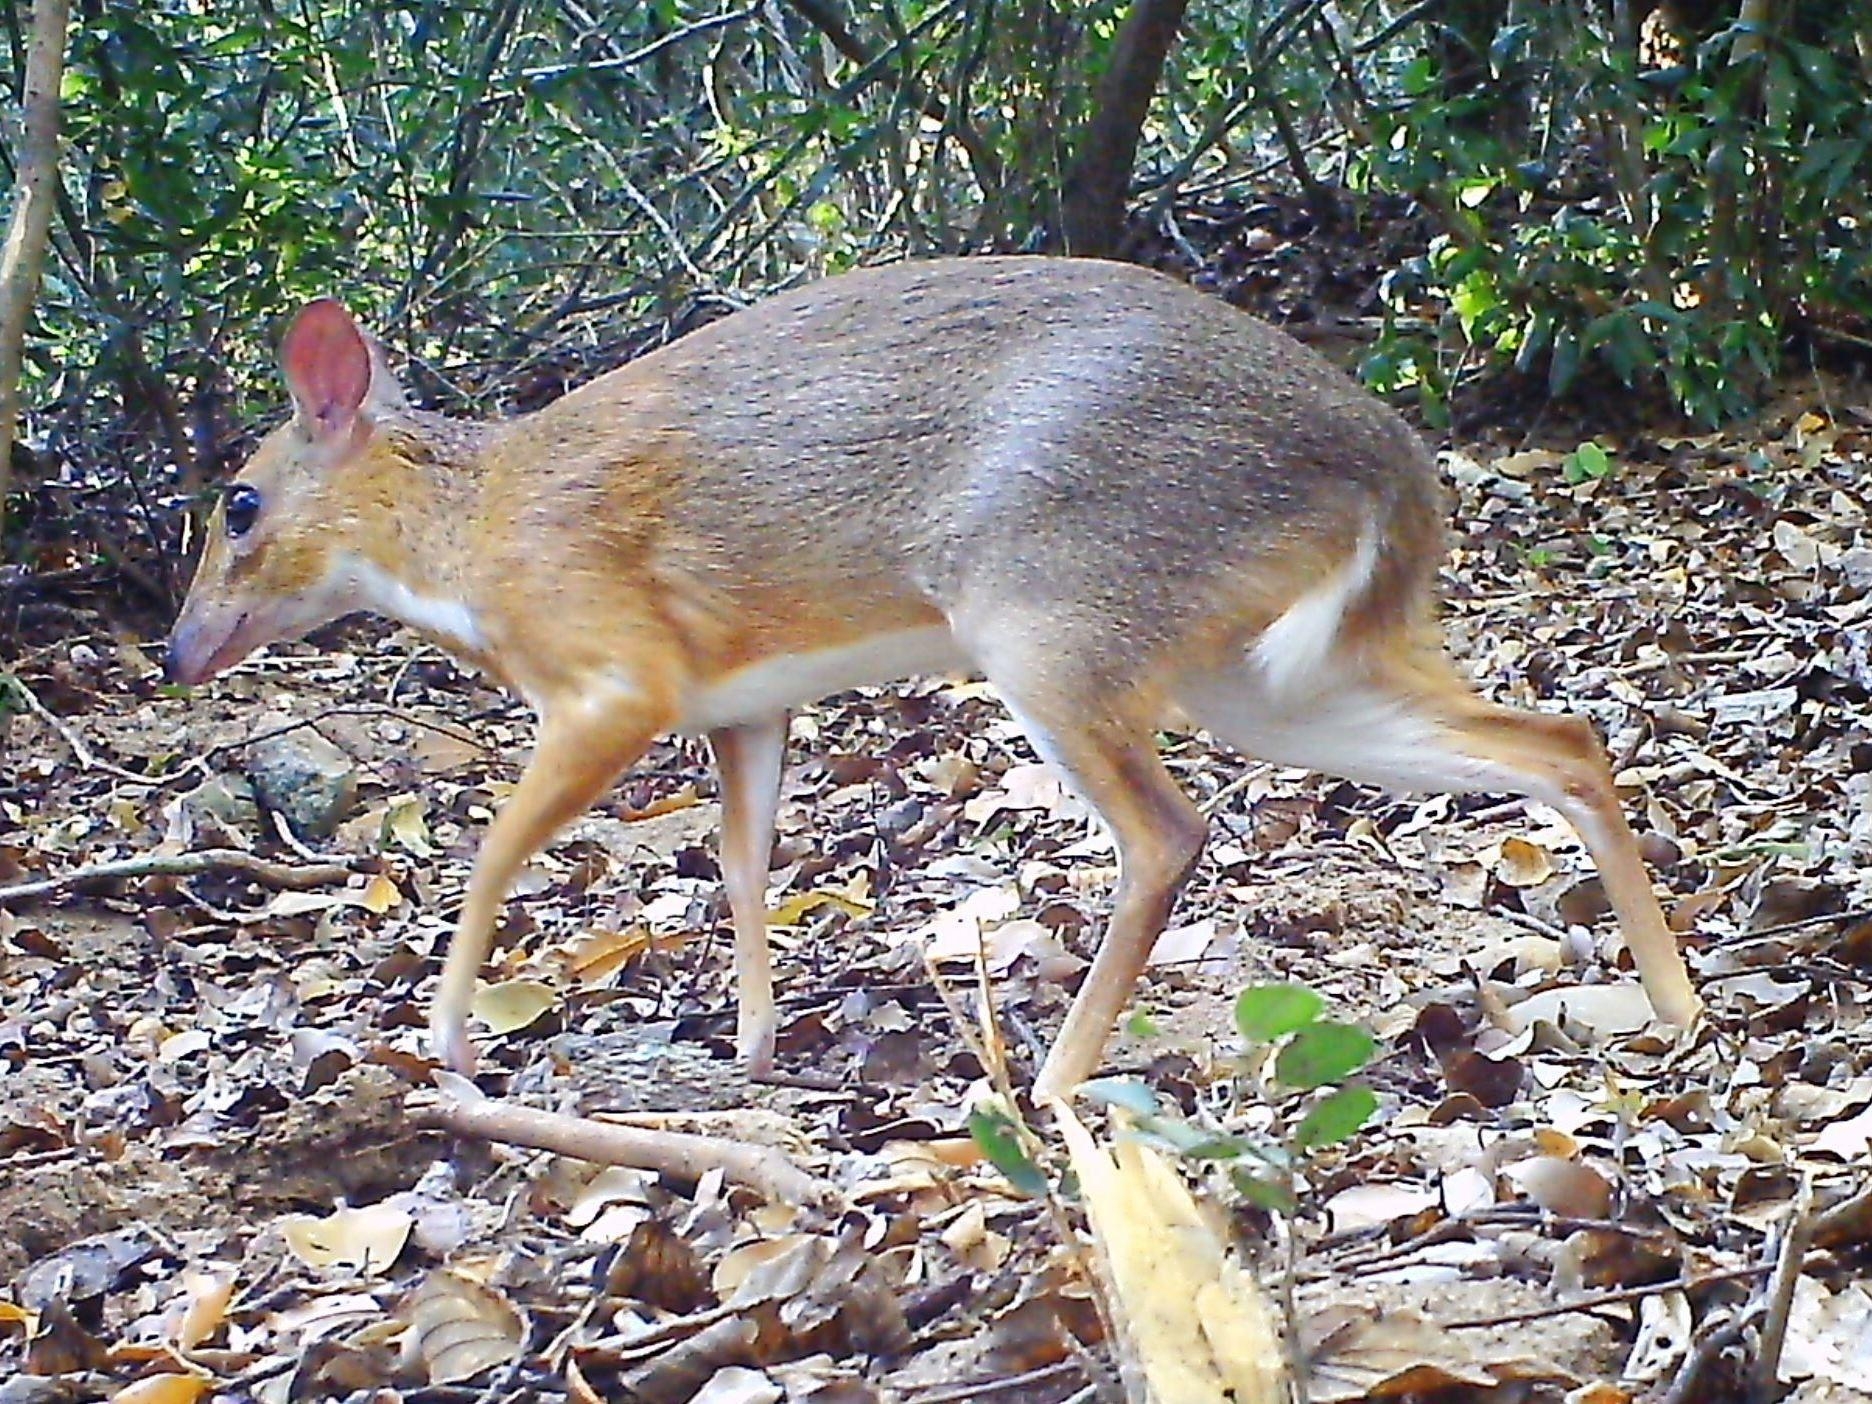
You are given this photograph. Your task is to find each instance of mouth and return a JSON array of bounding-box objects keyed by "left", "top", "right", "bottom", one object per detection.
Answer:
[{"left": 165, "top": 612, "right": 254, "bottom": 686}]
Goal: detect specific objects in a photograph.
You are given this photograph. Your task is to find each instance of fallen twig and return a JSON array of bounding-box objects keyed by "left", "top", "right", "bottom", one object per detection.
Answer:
[
  {"left": 1443, "top": 1263, "right": 1774, "bottom": 1329},
  {"left": 414, "top": 1086, "right": 840, "bottom": 1209},
  {"left": 1660, "top": 1301, "right": 1762, "bottom": 1404},
  {"left": 5, "top": 669, "right": 162, "bottom": 784},
  {"left": 1710, "top": 907, "right": 1872, "bottom": 946},
  {"left": 1751, "top": 1177, "right": 1814, "bottom": 1397},
  {"left": 0, "top": 847, "right": 358, "bottom": 905}
]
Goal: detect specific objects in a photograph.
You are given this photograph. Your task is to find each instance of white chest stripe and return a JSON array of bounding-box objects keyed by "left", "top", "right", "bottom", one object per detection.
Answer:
[{"left": 344, "top": 556, "right": 486, "bottom": 655}]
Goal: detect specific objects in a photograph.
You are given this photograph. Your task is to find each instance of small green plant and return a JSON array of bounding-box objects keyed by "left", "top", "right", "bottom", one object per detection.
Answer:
[
  {"left": 966, "top": 1102, "right": 1051, "bottom": 1196},
  {"left": 0, "top": 672, "right": 28, "bottom": 722},
  {"left": 1080, "top": 982, "right": 1381, "bottom": 1214},
  {"left": 1562, "top": 440, "right": 1614, "bottom": 483}
]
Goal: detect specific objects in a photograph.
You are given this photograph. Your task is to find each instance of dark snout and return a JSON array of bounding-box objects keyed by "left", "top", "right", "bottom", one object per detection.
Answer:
[
  {"left": 163, "top": 611, "right": 249, "bottom": 687},
  {"left": 162, "top": 633, "right": 198, "bottom": 686}
]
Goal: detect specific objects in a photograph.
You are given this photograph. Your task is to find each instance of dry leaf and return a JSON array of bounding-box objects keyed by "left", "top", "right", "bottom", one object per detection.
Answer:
[
  {"left": 1499, "top": 985, "right": 1657, "bottom": 1038},
  {"left": 563, "top": 927, "right": 652, "bottom": 985},
  {"left": 279, "top": 1204, "right": 413, "bottom": 1274},
  {"left": 1505, "top": 1157, "right": 1614, "bottom": 1219},
  {"left": 938, "top": 1202, "right": 1011, "bottom": 1270},
  {"left": 715, "top": 1234, "right": 817, "bottom": 1300},
  {"left": 1779, "top": 1278, "right": 1872, "bottom": 1385},
  {"left": 471, "top": 979, "right": 560, "bottom": 1035},
  {"left": 1622, "top": 1289, "right": 1690, "bottom": 1384},
  {"left": 628, "top": 783, "right": 703, "bottom": 820},
  {"left": 1487, "top": 836, "right": 1554, "bottom": 887},
  {"left": 401, "top": 1269, "right": 526, "bottom": 1384},
  {"left": 1811, "top": 1105, "right": 1872, "bottom": 1160},
  {"left": 109, "top": 1376, "right": 212, "bottom": 1404},
  {"left": 358, "top": 872, "right": 402, "bottom": 914},
  {"left": 174, "top": 1266, "right": 236, "bottom": 1351},
  {"left": 1322, "top": 1183, "right": 1439, "bottom": 1234},
  {"left": 1053, "top": 1102, "right": 1285, "bottom": 1404},
  {"left": 564, "top": 1166, "right": 658, "bottom": 1229},
  {"left": 691, "top": 1366, "right": 783, "bottom": 1404},
  {"left": 768, "top": 889, "right": 873, "bottom": 926},
  {"left": 381, "top": 794, "right": 435, "bottom": 857},
  {"left": 1305, "top": 1305, "right": 1508, "bottom": 1402}
]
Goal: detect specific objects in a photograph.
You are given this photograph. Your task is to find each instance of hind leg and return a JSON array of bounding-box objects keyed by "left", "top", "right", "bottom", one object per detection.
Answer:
[{"left": 1179, "top": 646, "right": 1701, "bottom": 1025}]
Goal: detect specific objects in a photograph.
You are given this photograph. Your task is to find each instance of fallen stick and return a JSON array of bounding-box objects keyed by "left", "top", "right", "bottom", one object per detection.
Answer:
[
  {"left": 415, "top": 1088, "right": 840, "bottom": 1209},
  {"left": 5, "top": 669, "right": 162, "bottom": 784},
  {"left": 1750, "top": 1177, "right": 1814, "bottom": 1397},
  {"left": 0, "top": 847, "right": 357, "bottom": 905}
]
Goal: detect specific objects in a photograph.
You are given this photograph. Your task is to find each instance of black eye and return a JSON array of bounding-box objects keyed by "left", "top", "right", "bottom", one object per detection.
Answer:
[{"left": 224, "top": 484, "right": 262, "bottom": 538}]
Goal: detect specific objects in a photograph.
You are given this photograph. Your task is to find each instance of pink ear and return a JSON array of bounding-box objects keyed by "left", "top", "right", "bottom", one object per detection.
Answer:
[{"left": 281, "top": 300, "right": 372, "bottom": 438}]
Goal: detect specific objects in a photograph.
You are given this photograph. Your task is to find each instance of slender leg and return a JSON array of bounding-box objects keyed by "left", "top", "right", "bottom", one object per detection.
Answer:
[
  {"left": 1437, "top": 703, "right": 1702, "bottom": 1024},
  {"left": 710, "top": 717, "right": 788, "bottom": 1077},
  {"left": 1179, "top": 648, "right": 1702, "bottom": 1027},
  {"left": 991, "top": 699, "right": 1208, "bottom": 1101},
  {"left": 431, "top": 691, "right": 667, "bottom": 1073}
]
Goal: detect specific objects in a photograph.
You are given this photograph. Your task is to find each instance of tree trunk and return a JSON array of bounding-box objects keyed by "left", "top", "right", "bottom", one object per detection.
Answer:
[
  {"left": 1059, "top": 0, "right": 1189, "bottom": 258},
  {"left": 0, "top": 0, "right": 71, "bottom": 543}
]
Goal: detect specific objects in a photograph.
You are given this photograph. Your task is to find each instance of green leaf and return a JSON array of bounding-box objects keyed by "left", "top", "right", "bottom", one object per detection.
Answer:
[
  {"left": 1274, "top": 1022, "right": 1377, "bottom": 1090},
  {"left": 1234, "top": 985, "right": 1325, "bottom": 1044},
  {"left": 1455, "top": 179, "right": 1495, "bottom": 209},
  {"left": 1129, "top": 1114, "right": 1256, "bottom": 1162},
  {"left": 1564, "top": 441, "right": 1613, "bottom": 483},
  {"left": 1401, "top": 55, "right": 1438, "bottom": 98},
  {"left": 1296, "top": 1086, "right": 1380, "bottom": 1148},
  {"left": 967, "top": 1107, "right": 1047, "bottom": 1197},
  {"left": 1079, "top": 1078, "right": 1157, "bottom": 1116},
  {"left": 1230, "top": 1167, "right": 1298, "bottom": 1214},
  {"left": 1126, "top": 1007, "right": 1160, "bottom": 1038},
  {"left": 1548, "top": 328, "right": 1581, "bottom": 398}
]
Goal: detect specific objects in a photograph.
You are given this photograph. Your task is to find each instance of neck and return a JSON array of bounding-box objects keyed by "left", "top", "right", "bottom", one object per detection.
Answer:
[{"left": 348, "top": 409, "right": 497, "bottom": 656}]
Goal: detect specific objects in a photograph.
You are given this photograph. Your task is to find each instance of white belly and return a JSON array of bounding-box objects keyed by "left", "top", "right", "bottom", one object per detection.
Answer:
[{"left": 681, "top": 626, "right": 973, "bottom": 731}]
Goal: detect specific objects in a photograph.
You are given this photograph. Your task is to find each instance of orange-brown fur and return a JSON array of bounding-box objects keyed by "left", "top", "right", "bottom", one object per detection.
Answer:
[{"left": 167, "top": 257, "right": 1701, "bottom": 1099}]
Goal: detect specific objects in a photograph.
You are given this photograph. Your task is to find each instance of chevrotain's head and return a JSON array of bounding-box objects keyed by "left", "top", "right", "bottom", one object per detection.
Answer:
[{"left": 165, "top": 300, "right": 414, "bottom": 686}]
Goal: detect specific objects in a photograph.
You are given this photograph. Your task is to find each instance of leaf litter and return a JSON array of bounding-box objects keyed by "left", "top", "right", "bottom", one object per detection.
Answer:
[{"left": 2, "top": 395, "right": 1871, "bottom": 1400}]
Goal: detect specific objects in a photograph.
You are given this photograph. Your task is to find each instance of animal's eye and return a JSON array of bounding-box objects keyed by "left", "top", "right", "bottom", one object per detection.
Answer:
[{"left": 224, "top": 484, "right": 263, "bottom": 538}]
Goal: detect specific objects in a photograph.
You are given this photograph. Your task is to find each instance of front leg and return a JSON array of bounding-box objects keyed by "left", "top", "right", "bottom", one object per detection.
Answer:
[
  {"left": 710, "top": 717, "right": 788, "bottom": 1077},
  {"left": 432, "top": 688, "right": 670, "bottom": 1073}
]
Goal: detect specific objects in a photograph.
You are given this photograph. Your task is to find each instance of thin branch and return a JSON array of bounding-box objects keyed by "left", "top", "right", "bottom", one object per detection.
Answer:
[
  {"left": 516, "top": 5, "right": 760, "bottom": 81},
  {"left": 0, "top": 0, "right": 71, "bottom": 537},
  {"left": 414, "top": 1087, "right": 839, "bottom": 1208},
  {"left": 4, "top": 668, "right": 163, "bottom": 784},
  {"left": 1353, "top": 0, "right": 1450, "bottom": 55},
  {"left": 1751, "top": 1177, "right": 1814, "bottom": 1396},
  {"left": 1443, "top": 1262, "right": 1777, "bottom": 1329},
  {"left": 0, "top": 848, "right": 360, "bottom": 906},
  {"left": 778, "top": 0, "right": 1002, "bottom": 190}
]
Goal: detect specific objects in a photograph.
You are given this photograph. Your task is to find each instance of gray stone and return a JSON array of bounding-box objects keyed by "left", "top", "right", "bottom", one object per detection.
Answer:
[{"left": 246, "top": 729, "right": 359, "bottom": 839}]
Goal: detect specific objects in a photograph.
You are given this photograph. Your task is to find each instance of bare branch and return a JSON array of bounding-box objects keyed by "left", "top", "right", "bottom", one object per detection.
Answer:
[
  {"left": 415, "top": 1088, "right": 840, "bottom": 1208},
  {"left": 0, "top": 0, "right": 71, "bottom": 538},
  {"left": 1060, "top": 0, "right": 1190, "bottom": 257},
  {"left": 0, "top": 848, "right": 360, "bottom": 906}
]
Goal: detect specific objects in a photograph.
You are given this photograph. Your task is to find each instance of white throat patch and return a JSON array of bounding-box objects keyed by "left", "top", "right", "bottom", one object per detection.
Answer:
[{"left": 344, "top": 556, "right": 485, "bottom": 655}]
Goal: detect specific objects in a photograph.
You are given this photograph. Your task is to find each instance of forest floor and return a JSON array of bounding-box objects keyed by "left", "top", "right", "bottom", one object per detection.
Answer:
[{"left": 4, "top": 263, "right": 1872, "bottom": 1399}]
